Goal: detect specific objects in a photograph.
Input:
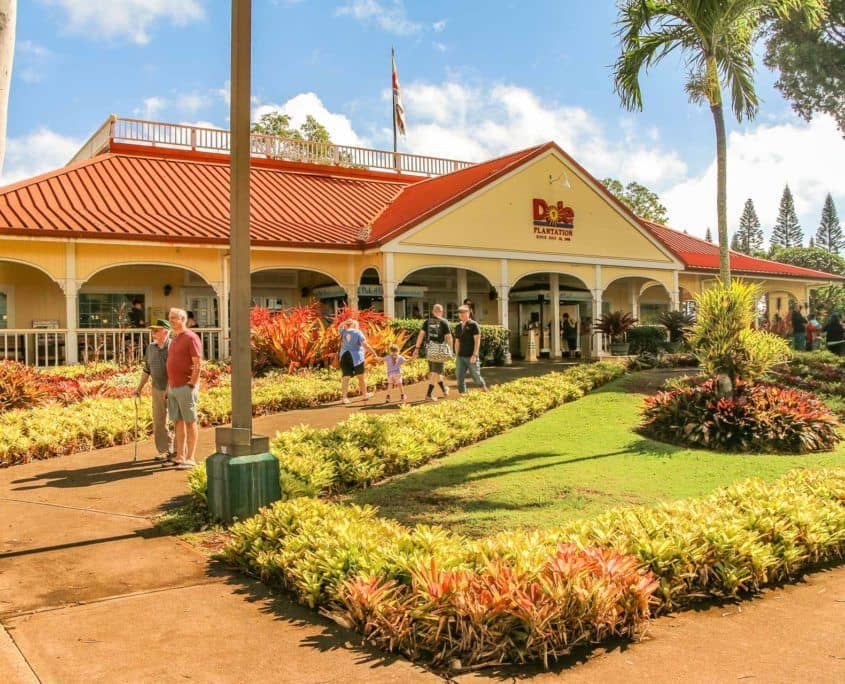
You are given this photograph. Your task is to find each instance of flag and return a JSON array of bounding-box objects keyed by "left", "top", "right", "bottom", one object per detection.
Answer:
[{"left": 392, "top": 49, "right": 406, "bottom": 137}]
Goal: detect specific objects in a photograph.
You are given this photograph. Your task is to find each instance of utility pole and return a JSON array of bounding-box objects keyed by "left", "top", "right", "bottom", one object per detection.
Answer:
[{"left": 206, "top": 0, "right": 280, "bottom": 523}]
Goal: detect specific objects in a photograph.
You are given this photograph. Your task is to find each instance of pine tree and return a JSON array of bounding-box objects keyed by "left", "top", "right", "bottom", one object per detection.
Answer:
[
  {"left": 705, "top": 226, "right": 713, "bottom": 242},
  {"left": 815, "top": 193, "right": 843, "bottom": 253},
  {"left": 770, "top": 185, "right": 803, "bottom": 249},
  {"left": 730, "top": 232, "right": 740, "bottom": 251},
  {"left": 809, "top": 236, "right": 815, "bottom": 248},
  {"left": 734, "top": 198, "right": 764, "bottom": 255}
]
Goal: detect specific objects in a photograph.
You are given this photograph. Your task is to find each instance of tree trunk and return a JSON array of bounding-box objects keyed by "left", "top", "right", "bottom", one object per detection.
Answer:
[
  {"left": 0, "top": 0, "right": 15, "bottom": 175},
  {"left": 710, "top": 101, "right": 731, "bottom": 285}
]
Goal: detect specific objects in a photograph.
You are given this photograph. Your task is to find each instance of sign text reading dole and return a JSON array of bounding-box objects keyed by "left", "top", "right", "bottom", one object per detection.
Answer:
[{"left": 532, "top": 198, "right": 574, "bottom": 242}]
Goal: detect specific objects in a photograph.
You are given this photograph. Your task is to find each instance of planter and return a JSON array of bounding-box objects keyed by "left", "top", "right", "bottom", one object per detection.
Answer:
[{"left": 610, "top": 341, "right": 630, "bottom": 356}]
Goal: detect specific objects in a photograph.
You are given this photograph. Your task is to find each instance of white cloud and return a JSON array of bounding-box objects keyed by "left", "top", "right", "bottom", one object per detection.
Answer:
[
  {"left": 252, "top": 92, "right": 368, "bottom": 147},
  {"left": 662, "top": 116, "right": 845, "bottom": 241},
  {"left": 41, "top": 0, "right": 204, "bottom": 45},
  {"left": 433, "top": 42, "right": 447, "bottom": 53},
  {"left": 1, "top": 128, "right": 82, "bottom": 183},
  {"left": 432, "top": 19, "right": 447, "bottom": 32},
  {"left": 18, "top": 40, "right": 50, "bottom": 58},
  {"left": 134, "top": 96, "right": 167, "bottom": 119},
  {"left": 335, "top": 0, "right": 422, "bottom": 35},
  {"left": 175, "top": 93, "right": 211, "bottom": 113},
  {"left": 392, "top": 80, "right": 686, "bottom": 188}
]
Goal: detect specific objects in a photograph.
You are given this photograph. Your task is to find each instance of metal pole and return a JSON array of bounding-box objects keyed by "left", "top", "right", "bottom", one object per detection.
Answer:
[{"left": 230, "top": 0, "right": 252, "bottom": 434}]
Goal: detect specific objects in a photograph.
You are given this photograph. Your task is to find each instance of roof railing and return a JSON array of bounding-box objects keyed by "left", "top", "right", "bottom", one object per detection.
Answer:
[{"left": 67, "top": 115, "right": 475, "bottom": 177}]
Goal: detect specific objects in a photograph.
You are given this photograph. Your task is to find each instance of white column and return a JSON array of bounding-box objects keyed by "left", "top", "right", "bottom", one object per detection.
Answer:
[
  {"left": 220, "top": 252, "right": 230, "bottom": 359},
  {"left": 344, "top": 284, "right": 359, "bottom": 310},
  {"left": 671, "top": 271, "right": 680, "bottom": 311},
  {"left": 550, "top": 273, "right": 561, "bottom": 358},
  {"left": 630, "top": 283, "right": 640, "bottom": 320},
  {"left": 497, "top": 285, "right": 510, "bottom": 329},
  {"left": 456, "top": 267, "right": 468, "bottom": 307},
  {"left": 64, "top": 243, "right": 78, "bottom": 364},
  {"left": 384, "top": 252, "right": 396, "bottom": 318},
  {"left": 592, "top": 264, "right": 604, "bottom": 359}
]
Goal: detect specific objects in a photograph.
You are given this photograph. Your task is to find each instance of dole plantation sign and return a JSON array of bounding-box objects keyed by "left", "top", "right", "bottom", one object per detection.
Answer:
[{"left": 532, "top": 198, "right": 574, "bottom": 242}]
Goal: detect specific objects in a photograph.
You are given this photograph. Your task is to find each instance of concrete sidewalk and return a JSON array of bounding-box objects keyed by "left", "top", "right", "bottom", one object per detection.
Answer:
[{"left": 2, "top": 364, "right": 843, "bottom": 682}]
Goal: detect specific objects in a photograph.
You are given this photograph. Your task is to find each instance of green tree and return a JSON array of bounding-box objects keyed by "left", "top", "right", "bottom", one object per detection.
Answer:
[
  {"left": 251, "top": 111, "right": 352, "bottom": 166},
  {"left": 770, "top": 185, "right": 803, "bottom": 249},
  {"left": 251, "top": 112, "right": 300, "bottom": 138},
  {"left": 731, "top": 231, "right": 741, "bottom": 251},
  {"left": 613, "top": 0, "right": 826, "bottom": 286},
  {"left": 601, "top": 177, "right": 670, "bottom": 222},
  {"left": 705, "top": 226, "right": 713, "bottom": 242},
  {"left": 764, "top": 0, "right": 845, "bottom": 134},
  {"left": 769, "top": 244, "right": 845, "bottom": 274},
  {"left": 734, "top": 198, "right": 765, "bottom": 255},
  {"left": 815, "top": 193, "right": 843, "bottom": 253}
]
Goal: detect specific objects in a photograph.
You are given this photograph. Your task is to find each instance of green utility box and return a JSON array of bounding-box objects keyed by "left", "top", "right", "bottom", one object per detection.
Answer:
[{"left": 206, "top": 451, "right": 281, "bottom": 524}]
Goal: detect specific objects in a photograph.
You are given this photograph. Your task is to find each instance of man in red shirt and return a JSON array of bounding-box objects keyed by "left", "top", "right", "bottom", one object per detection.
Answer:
[{"left": 166, "top": 308, "right": 203, "bottom": 470}]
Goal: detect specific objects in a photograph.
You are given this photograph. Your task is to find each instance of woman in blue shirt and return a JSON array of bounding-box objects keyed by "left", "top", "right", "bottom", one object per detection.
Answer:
[{"left": 339, "top": 319, "right": 378, "bottom": 404}]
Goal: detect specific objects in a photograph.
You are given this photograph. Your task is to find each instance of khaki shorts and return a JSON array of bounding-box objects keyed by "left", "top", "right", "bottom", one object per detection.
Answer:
[{"left": 168, "top": 384, "right": 198, "bottom": 423}]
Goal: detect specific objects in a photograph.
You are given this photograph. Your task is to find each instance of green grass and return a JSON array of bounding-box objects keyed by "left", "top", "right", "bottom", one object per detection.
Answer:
[{"left": 348, "top": 373, "right": 845, "bottom": 537}]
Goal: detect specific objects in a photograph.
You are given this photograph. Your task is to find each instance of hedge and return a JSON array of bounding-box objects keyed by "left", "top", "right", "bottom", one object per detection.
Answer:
[
  {"left": 0, "top": 359, "right": 438, "bottom": 466},
  {"left": 189, "top": 362, "right": 625, "bottom": 502},
  {"left": 222, "top": 468, "right": 845, "bottom": 668},
  {"left": 626, "top": 325, "right": 668, "bottom": 355},
  {"left": 390, "top": 318, "right": 510, "bottom": 364}
]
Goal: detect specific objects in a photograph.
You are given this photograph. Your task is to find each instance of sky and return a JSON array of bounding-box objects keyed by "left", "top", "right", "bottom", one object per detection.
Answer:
[{"left": 7, "top": 0, "right": 845, "bottom": 243}]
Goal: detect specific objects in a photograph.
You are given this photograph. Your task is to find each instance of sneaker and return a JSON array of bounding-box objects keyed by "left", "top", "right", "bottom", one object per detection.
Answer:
[
  {"left": 428, "top": 394, "right": 439, "bottom": 402},
  {"left": 342, "top": 397, "right": 351, "bottom": 405},
  {"left": 385, "top": 395, "right": 391, "bottom": 403},
  {"left": 401, "top": 394, "right": 407, "bottom": 402},
  {"left": 154, "top": 452, "right": 169, "bottom": 462},
  {"left": 175, "top": 460, "right": 197, "bottom": 471},
  {"left": 442, "top": 386, "right": 450, "bottom": 397},
  {"left": 363, "top": 392, "right": 374, "bottom": 401}
]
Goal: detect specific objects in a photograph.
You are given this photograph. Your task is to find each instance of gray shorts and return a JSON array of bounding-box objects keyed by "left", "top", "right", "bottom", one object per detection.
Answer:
[{"left": 167, "top": 384, "right": 198, "bottom": 423}]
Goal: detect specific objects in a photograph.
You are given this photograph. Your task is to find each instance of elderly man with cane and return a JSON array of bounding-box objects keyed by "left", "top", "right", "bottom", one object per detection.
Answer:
[{"left": 134, "top": 319, "right": 174, "bottom": 462}]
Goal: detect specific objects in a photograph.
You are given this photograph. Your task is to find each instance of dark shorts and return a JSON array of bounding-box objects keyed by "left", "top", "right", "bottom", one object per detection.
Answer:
[
  {"left": 427, "top": 360, "right": 445, "bottom": 374},
  {"left": 340, "top": 351, "right": 365, "bottom": 377}
]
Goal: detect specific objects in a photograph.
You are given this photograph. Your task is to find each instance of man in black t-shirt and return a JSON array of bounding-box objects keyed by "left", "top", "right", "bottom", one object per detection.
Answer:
[
  {"left": 412, "top": 303, "right": 453, "bottom": 401},
  {"left": 128, "top": 299, "right": 146, "bottom": 328},
  {"left": 453, "top": 305, "right": 488, "bottom": 394}
]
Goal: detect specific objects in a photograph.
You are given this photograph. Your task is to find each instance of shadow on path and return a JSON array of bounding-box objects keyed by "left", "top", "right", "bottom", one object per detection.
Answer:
[{"left": 10, "top": 458, "right": 172, "bottom": 491}]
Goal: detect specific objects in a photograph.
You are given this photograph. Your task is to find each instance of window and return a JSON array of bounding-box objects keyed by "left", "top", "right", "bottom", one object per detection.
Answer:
[
  {"left": 639, "top": 302, "right": 669, "bottom": 324},
  {"left": 0, "top": 292, "right": 6, "bottom": 329},
  {"left": 78, "top": 293, "right": 144, "bottom": 328}
]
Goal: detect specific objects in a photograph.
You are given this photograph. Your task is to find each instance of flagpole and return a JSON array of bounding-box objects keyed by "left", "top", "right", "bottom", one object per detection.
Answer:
[{"left": 391, "top": 47, "right": 398, "bottom": 168}]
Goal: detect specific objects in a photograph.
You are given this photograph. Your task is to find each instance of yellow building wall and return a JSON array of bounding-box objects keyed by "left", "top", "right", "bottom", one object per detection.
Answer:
[
  {"left": 251, "top": 250, "right": 357, "bottom": 287},
  {"left": 0, "top": 262, "right": 66, "bottom": 327},
  {"left": 400, "top": 152, "right": 674, "bottom": 264},
  {"left": 0, "top": 239, "right": 68, "bottom": 281},
  {"left": 601, "top": 267, "right": 674, "bottom": 293},
  {"left": 75, "top": 243, "right": 222, "bottom": 287},
  {"left": 393, "top": 253, "right": 499, "bottom": 286},
  {"left": 507, "top": 260, "right": 595, "bottom": 289}
]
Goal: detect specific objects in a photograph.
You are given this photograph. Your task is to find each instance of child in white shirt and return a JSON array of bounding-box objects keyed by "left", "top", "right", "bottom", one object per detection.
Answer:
[{"left": 384, "top": 344, "right": 407, "bottom": 403}]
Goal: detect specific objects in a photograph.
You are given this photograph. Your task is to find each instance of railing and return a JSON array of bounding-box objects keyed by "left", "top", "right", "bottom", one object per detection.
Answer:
[
  {"left": 0, "top": 328, "right": 223, "bottom": 367},
  {"left": 68, "top": 116, "right": 475, "bottom": 177},
  {"left": 0, "top": 329, "right": 68, "bottom": 366}
]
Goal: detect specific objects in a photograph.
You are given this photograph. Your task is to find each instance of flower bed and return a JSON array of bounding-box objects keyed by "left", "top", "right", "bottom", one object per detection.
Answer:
[
  {"left": 189, "top": 362, "right": 625, "bottom": 501},
  {"left": 222, "top": 468, "right": 845, "bottom": 668},
  {"left": 0, "top": 359, "right": 435, "bottom": 466},
  {"left": 640, "top": 378, "right": 841, "bottom": 453}
]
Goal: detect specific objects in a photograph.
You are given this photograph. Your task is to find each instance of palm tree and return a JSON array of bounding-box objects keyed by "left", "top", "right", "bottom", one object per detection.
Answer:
[
  {"left": 612, "top": 0, "right": 825, "bottom": 286},
  {"left": 0, "top": 1, "right": 16, "bottom": 174}
]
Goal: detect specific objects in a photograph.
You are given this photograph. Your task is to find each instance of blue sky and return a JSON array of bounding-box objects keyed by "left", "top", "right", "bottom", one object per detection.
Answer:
[{"left": 8, "top": 1, "right": 845, "bottom": 241}]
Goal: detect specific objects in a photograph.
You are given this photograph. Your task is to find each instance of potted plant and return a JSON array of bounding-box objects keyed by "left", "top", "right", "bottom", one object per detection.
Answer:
[
  {"left": 594, "top": 311, "right": 638, "bottom": 355},
  {"left": 657, "top": 310, "right": 695, "bottom": 351}
]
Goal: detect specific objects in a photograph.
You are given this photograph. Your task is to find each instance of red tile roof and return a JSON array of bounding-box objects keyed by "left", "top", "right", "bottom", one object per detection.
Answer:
[
  {"left": 641, "top": 220, "right": 841, "bottom": 281},
  {"left": 0, "top": 138, "right": 839, "bottom": 283},
  {"left": 0, "top": 146, "right": 413, "bottom": 248}
]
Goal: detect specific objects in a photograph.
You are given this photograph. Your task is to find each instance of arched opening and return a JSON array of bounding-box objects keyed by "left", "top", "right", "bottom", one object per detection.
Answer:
[
  {"left": 0, "top": 260, "right": 66, "bottom": 364},
  {"left": 509, "top": 272, "right": 592, "bottom": 359},
  {"left": 358, "top": 267, "right": 382, "bottom": 311},
  {"left": 250, "top": 268, "right": 346, "bottom": 313},
  {"left": 397, "top": 266, "right": 496, "bottom": 322},
  {"left": 602, "top": 276, "right": 672, "bottom": 324},
  {"left": 79, "top": 263, "right": 220, "bottom": 362}
]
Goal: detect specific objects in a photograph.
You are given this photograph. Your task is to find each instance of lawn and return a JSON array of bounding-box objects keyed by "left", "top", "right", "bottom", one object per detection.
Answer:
[{"left": 348, "top": 371, "right": 845, "bottom": 537}]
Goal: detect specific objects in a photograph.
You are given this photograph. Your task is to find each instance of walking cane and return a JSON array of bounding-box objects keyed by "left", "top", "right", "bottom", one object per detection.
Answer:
[{"left": 133, "top": 395, "right": 139, "bottom": 462}]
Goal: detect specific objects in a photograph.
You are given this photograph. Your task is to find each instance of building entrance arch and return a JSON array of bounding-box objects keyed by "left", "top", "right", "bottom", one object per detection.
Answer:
[{"left": 397, "top": 266, "right": 496, "bottom": 322}]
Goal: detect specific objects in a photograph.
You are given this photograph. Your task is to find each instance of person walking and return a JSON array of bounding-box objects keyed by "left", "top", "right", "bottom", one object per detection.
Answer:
[
  {"left": 339, "top": 319, "right": 377, "bottom": 404},
  {"left": 383, "top": 343, "right": 407, "bottom": 403},
  {"left": 412, "top": 303, "right": 453, "bottom": 401},
  {"left": 562, "top": 312, "right": 578, "bottom": 358},
  {"left": 791, "top": 304, "right": 807, "bottom": 351},
  {"left": 453, "top": 304, "right": 488, "bottom": 394},
  {"left": 166, "top": 308, "right": 203, "bottom": 470},
  {"left": 823, "top": 313, "right": 845, "bottom": 356},
  {"left": 134, "top": 319, "right": 174, "bottom": 461}
]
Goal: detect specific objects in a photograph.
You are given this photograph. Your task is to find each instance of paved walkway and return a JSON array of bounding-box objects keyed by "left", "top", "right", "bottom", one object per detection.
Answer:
[{"left": 1, "top": 365, "right": 843, "bottom": 682}]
